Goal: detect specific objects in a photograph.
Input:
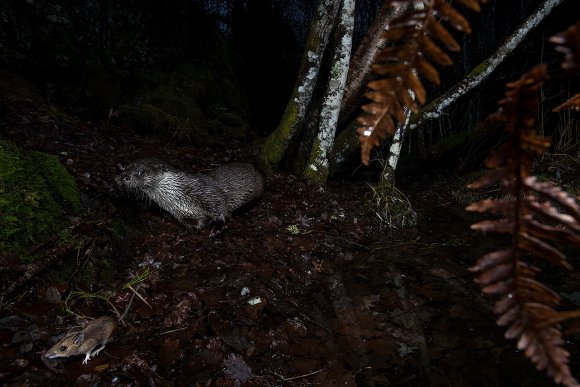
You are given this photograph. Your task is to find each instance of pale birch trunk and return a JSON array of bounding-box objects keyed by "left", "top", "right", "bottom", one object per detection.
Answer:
[
  {"left": 381, "top": 106, "right": 413, "bottom": 185},
  {"left": 257, "top": 0, "right": 342, "bottom": 174},
  {"left": 304, "top": 0, "right": 356, "bottom": 183}
]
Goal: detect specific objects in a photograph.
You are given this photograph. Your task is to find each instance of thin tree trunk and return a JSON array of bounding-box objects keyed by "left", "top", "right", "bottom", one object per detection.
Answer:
[
  {"left": 337, "top": 3, "right": 399, "bottom": 129},
  {"left": 381, "top": 105, "right": 413, "bottom": 185},
  {"left": 257, "top": 0, "right": 342, "bottom": 174},
  {"left": 304, "top": 0, "right": 356, "bottom": 183}
]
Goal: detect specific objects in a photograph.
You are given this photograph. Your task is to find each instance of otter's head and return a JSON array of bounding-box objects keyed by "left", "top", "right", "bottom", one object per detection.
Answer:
[{"left": 116, "top": 159, "right": 172, "bottom": 193}]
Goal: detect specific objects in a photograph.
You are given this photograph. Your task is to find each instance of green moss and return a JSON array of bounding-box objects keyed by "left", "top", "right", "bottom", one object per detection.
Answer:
[
  {"left": 302, "top": 137, "right": 329, "bottom": 184},
  {"left": 148, "top": 89, "right": 204, "bottom": 119},
  {"left": 258, "top": 103, "right": 300, "bottom": 174},
  {"left": 470, "top": 60, "right": 490, "bottom": 78},
  {"left": 303, "top": 163, "right": 329, "bottom": 184},
  {"left": 0, "top": 138, "right": 81, "bottom": 258},
  {"left": 44, "top": 219, "right": 127, "bottom": 288},
  {"left": 218, "top": 111, "right": 246, "bottom": 128},
  {"left": 118, "top": 60, "right": 250, "bottom": 143},
  {"left": 216, "top": 111, "right": 249, "bottom": 138},
  {"left": 119, "top": 103, "right": 179, "bottom": 131},
  {"left": 118, "top": 103, "right": 206, "bottom": 143},
  {"left": 109, "top": 218, "right": 129, "bottom": 239},
  {"left": 428, "top": 127, "right": 488, "bottom": 157},
  {"left": 29, "top": 151, "right": 82, "bottom": 211},
  {"left": 329, "top": 121, "right": 360, "bottom": 174}
]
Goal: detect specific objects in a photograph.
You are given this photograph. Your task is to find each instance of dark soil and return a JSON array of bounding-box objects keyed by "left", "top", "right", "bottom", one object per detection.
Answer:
[{"left": 1, "top": 100, "right": 576, "bottom": 386}]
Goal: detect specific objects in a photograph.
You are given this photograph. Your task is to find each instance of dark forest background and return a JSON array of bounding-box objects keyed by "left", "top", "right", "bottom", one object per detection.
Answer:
[
  {"left": 1, "top": 0, "right": 578, "bottom": 175},
  {"left": 1, "top": 2, "right": 579, "bottom": 385}
]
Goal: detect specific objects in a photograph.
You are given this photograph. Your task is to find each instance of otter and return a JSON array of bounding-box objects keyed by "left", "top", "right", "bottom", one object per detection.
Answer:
[{"left": 116, "top": 159, "right": 263, "bottom": 231}]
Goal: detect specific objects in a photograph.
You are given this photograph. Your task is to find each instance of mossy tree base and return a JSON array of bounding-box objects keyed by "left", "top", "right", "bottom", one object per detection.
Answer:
[{"left": 0, "top": 137, "right": 81, "bottom": 259}]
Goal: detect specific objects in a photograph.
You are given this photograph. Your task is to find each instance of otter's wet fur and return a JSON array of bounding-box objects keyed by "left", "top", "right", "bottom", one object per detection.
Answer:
[{"left": 116, "top": 159, "right": 263, "bottom": 229}]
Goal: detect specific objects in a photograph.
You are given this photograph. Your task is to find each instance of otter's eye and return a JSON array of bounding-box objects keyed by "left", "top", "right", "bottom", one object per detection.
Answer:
[{"left": 59, "top": 345, "right": 68, "bottom": 351}]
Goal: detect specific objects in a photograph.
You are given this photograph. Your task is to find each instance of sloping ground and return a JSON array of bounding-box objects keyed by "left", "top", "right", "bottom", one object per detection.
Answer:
[{"left": 0, "top": 99, "right": 567, "bottom": 386}]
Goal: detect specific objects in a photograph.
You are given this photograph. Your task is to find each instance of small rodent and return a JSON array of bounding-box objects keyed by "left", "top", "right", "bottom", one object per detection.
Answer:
[
  {"left": 44, "top": 316, "right": 117, "bottom": 364},
  {"left": 116, "top": 159, "right": 264, "bottom": 230}
]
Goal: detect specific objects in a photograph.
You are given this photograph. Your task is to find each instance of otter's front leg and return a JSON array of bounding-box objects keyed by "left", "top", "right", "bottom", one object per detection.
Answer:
[{"left": 209, "top": 220, "right": 227, "bottom": 237}]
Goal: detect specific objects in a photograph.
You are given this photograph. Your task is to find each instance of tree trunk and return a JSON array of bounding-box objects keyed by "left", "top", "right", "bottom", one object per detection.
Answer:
[
  {"left": 257, "top": 0, "right": 342, "bottom": 174},
  {"left": 303, "top": 0, "right": 356, "bottom": 183},
  {"left": 381, "top": 104, "right": 413, "bottom": 185},
  {"left": 337, "top": 4, "right": 400, "bottom": 129}
]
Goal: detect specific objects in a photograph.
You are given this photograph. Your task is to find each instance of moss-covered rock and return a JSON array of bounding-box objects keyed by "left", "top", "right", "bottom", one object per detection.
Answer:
[
  {"left": 117, "top": 60, "right": 251, "bottom": 143},
  {"left": 0, "top": 138, "right": 81, "bottom": 258}
]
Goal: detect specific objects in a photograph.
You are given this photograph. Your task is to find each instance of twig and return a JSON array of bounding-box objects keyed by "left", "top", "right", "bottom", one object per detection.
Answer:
[
  {"left": 283, "top": 368, "right": 326, "bottom": 382},
  {"left": 125, "top": 284, "right": 152, "bottom": 309},
  {"left": 118, "top": 290, "right": 137, "bottom": 323},
  {"left": 160, "top": 326, "right": 190, "bottom": 335}
]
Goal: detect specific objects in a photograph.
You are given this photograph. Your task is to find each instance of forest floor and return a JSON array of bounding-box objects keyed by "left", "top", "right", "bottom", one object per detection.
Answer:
[{"left": 1, "top": 98, "right": 578, "bottom": 386}]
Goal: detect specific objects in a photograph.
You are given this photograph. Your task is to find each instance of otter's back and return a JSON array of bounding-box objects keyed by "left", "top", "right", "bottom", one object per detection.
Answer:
[{"left": 209, "top": 163, "right": 264, "bottom": 212}]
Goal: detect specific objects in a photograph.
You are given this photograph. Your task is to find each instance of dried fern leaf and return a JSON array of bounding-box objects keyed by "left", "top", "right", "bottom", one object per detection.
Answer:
[
  {"left": 426, "top": 18, "right": 460, "bottom": 51},
  {"left": 467, "top": 167, "right": 514, "bottom": 188},
  {"left": 407, "top": 70, "right": 427, "bottom": 104},
  {"left": 480, "top": 279, "right": 513, "bottom": 296},
  {"left": 433, "top": 0, "right": 471, "bottom": 32},
  {"left": 524, "top": 217, "right": 580, "bottom": 247},
  {"left": 553, "top": 93, "right": 580, "bottom": 112},
  {"left": 539, "top": 310, "right": 580, "bottom": 329},
  {"left": 524, "top": 177, "right": 580, "bottom": 224},
  {"left": 357, "top": 0, "right": 484, "bottom": 165},
  {"left": 473, "top": 263, "right": 513, "bottom": 285},
  {"left": 492, "top": 65, "right": 548, "bottom": 127},
  {"left": 415, "top": 55, "right": 442, "bottom": 84},
  {"left": 419, "top": 35, "right": 452, "bottom": 65},
  {"left": 467, "top": 56, "right": 580, "bottom": 386},
  {"left": 512, "top": 275, "right": 559, "bottom": 309},
  {"left": 471, "top": 219, "right": 514, "bottom": 233},
  {"left": 470, "top": 249, "right": 513, "bottom": 272},
  {"left": 518, "top": 233, "right": 571, "bottom": 269},
  {"left": 494, "top": 292, "right": 518, "bottom": 315},
  {"left": 455, "top": 0, "right": 487, "bottom": 12},
  {"left": 527, "top": 201, "right": 580, "bottom": 233},
  {"left": 549, "top": 20, "right": 580, "bottom": 74},
  {"left": 466, "top": 198, "right": 513, "bottom": 215}
]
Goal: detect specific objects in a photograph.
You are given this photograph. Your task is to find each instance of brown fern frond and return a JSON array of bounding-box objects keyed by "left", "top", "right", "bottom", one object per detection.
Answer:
[
  {"left": 467, "top": 64, "right": 580, "bottom": 387},
  {"left": 553, "top": 93, "right": 580, "bottom": 112},
  {"left": 550, "top": 21, "right": 580, "bottom": 113},
  {"left": 549, "top": 21, "right": 580, "bottom": 74},
  {"left": 357, "top": 0, "right": 485, "bottom": 165},
  {"left": 454, "top": 0, "right": 487, "bottom": 13}
]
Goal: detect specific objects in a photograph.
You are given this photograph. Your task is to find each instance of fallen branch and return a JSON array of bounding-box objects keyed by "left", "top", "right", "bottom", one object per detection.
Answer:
[{"left": 408, "top": 0, "right": 565, "bottom": 131}]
